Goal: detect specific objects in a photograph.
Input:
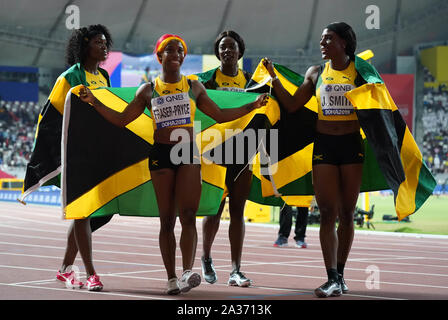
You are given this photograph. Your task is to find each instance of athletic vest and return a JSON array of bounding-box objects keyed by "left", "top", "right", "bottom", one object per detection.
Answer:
[
  {"left": 150, "top": 75, "right": 196, "bottom": 130},
  {"left": 316, "top": 61, "right": 358, "bottom": 121},
  {"left": 84, "top": 70, "right": 108, "bottom": 88},
  {"left": 214, "top": 68, "right": 248, "bottom": 92}
]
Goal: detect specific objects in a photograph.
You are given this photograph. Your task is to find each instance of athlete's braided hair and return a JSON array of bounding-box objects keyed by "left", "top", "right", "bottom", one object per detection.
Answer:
[{"left": 65, "top": 24, "right": 113, "bottom": 66}]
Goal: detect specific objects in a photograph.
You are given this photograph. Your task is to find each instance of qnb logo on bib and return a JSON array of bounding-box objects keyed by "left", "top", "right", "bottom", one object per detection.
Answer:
[
  {"left": 320, "top": 83, "right": 355, "bottom": 116},
  {"left": 151, "top": 92, "right": 191, "bottom": 129},
  {"left": 217, "top": 87, "right": 245, "bottom": 93}
]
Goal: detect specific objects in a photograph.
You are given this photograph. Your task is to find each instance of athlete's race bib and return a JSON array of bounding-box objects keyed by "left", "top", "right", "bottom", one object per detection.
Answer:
[
  {"left": 217, "top": 87, "right": 245, "bottom": 93},
  {"left": 320, "top": 83, "right": 355, "bottom": 116},
  {"left": 151, "top": 92, "right": 191, "bottom": 129}
]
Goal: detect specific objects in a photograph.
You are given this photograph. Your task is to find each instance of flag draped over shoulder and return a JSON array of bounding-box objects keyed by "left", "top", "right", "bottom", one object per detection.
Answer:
[
  {"left": 61, "top": 85, "right": 280, "bottom": 219},
  {"left": 20, "top": 63, "right": 110, "bottom": 202},
  {"left": 248, "top": 57, "right": 436, "bottom": 220},
  {"left": 245, "top": 61, "right": 319, "bottom": 207}
]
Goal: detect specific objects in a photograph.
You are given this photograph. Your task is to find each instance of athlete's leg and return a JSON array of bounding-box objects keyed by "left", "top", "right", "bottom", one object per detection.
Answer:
[
  {"left": 175, "top": 164, "right": 202, "bottom": 271},
  {"left": 60, "top": 216, "right": 113, "bottom": 272},
  {"left": 312, "top": 164, "right": 342, "bottom": 272},
  {"left": 151, "top": 168, "right": 177, "bottom": 280},
  {"left": 201, "top": 200, "right": 225, "bottom": 259},
  {"left": 60, "top": 221, "right": 78, "bottom": 272},
  {"left": 336, "top": 163, "right": 363, "bottom": 272},
  {"left": 227, "top": 166, "right": 252, "bottom": 272},
  {"left": 73, "top": 218, "right": 95, "bottom": 276}
]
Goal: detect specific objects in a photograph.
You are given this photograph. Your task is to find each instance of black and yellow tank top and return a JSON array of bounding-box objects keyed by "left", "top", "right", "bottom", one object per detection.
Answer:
[
  {"left": 316, "top": 61, "right": 358, "bottom": 121},
  {"left": 85, "top": 70, "right": 108, "bottom": 88},
  {"left": 214, "top": 68, "right": 248, "bottom": 92},
  {"left": 150, "top": 75, "right": 197, "bottom": 130}
]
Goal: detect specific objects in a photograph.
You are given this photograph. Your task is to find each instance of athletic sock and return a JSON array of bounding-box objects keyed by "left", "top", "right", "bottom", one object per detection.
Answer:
[
  {"left": 337, "top": 262, "right": 345, "bottom": 277},
  {"left": 326, "top": 268, "right": 339, "bottom": 282}
]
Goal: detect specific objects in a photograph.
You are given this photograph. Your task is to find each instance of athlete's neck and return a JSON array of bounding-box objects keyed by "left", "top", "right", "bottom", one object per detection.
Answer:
[
  {"left": 220, "top": 64, "right": 239, "bottom": 77},
  {"left": 160, "top": 71, "right": 181, "bottom": 83},
  {"left": 83, "top": 59, "right": 100, "bottom": 74},
  {"left": 329, "top": 55, "right": 350, "bottom": 71}
]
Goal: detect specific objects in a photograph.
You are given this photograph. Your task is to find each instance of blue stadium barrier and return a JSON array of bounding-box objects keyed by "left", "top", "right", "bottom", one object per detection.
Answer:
[{"left": 0, "top": 186, "right": 61, "bottom": 206}]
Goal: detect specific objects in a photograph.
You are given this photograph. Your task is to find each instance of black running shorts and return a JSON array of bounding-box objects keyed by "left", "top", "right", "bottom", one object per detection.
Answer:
[
  {"left": 148, "top": 141, "right": 200, "bottom": 171},
  {"left": 312, "top": 132, "right": 364, "bottom": 166}
]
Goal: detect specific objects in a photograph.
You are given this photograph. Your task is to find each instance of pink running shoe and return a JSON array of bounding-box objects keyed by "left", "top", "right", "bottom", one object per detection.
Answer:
[
  {"left": 56, "top": 270, "right": 83, "bottom": 289},
  {"left": 85, "top": 274, "right": 103, "bottom": 291}
]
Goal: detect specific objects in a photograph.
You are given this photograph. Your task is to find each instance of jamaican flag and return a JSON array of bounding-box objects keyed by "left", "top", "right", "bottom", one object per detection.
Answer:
[
  {"left": 248, "top": 57, "right": 436, "bottom": 220},
  {"left": 190, "top": 68, "right": 308, "bottom": 207},
  {"left": 20, "top": 63, "right": 110, "bottom": 202},
  {"left": 244, "top": 61, "right": 318, "bottom": 207},
  {"left": 61, "top": 85, "right": 280, "bottom": 219}
]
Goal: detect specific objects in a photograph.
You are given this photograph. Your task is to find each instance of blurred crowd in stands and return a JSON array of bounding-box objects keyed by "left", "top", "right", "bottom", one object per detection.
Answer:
[
  {"left": 421, "top": 68, "right": 448, "bottom": 187},
  {"left": 0, "top": 99, "right": 39, "bottom": 173}
]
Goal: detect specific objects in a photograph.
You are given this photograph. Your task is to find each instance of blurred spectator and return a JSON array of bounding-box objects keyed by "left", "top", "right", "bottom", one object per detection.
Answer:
[
  {"left": 0, "top": 99, "right": 40, "bottom": 172},
  {"left": 273, "top": 204, "right": 309, "bottom": 248},
  {"left": 421, "top": 68, "right": 448, "bottom": 177}
]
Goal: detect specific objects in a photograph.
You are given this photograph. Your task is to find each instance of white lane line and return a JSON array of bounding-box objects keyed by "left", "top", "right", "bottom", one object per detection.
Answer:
[{"left": 0, "top": 282, "right": 172, "bottom": 300}]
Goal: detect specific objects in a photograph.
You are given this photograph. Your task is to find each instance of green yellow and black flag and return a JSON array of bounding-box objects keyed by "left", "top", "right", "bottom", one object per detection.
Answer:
[
  {"left": 61, "top": 85, "right": 280, "bottom": 219},
  {"left": 247, "top": 56, "right": 436, "bottom": 220},
  {"left": 20, "top": 63, "right": 110, "bottom": 203}
]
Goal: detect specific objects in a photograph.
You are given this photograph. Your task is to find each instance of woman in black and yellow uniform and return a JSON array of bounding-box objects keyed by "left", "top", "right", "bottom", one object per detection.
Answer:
[
  {"left": 79, "top": 34, "right": 268, "bottom": 295},
  {"left": 263, "top": 22, "right": 363, "bottom": 298},
  {"left": 199, "top": 31, "right": 254, "bottom": 287},
  {"left": 38, "top": 25, "right": 112, "bottom": 291}
]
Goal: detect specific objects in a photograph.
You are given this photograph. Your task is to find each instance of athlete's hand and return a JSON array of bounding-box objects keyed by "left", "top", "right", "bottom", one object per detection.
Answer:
[
  {"left": 252, "top": 93, "right": 269, "bottom": 109},
  {"left": 79, "top": 86, "right": 96, "bottom": 104},
  {"left": 262, "top": 58, "right": 276, "bottom": 78}
]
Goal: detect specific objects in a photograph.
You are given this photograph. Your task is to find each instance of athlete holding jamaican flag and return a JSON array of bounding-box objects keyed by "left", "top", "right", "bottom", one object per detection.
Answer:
[
  {"left": 79, "top": 34, "right": 268, "bottom": 295},
  {"left": 195, "top": 31, "right": 254, "bottom": 288},
  {"left": 263, "top": 22, "right": 435, "bottom": 298},
  {"left": 21, "top": 25, "right": 113, "bottom": 291}
]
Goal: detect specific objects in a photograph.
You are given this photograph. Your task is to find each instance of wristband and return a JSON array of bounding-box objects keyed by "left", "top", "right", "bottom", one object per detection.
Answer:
[{"left": 271, "top": 75, "right": 279, "bottom": 82}]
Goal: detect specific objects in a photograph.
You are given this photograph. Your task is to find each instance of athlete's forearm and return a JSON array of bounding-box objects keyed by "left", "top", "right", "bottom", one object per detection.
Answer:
[{"left": 90, "top": 97, "right": 129, "bottom": 128}]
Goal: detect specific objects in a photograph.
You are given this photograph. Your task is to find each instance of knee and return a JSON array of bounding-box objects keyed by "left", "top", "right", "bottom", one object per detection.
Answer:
[
  {"left": 159, "top": 215, "right": 176, "bottom": 233},
  {"left": 203, "top": 214, "right": 221, "bottom": 226},
  {"left": 338, "top": 209, "right": 355, "bottom": 227},
  {"left": 228, "top": 198, "right": 247, "bottom": 219},
  {"left": 318, "top": 206, "right": 338, "bottom": 227},
  {"left": 179, "top": 209, "right": 197, "bottom": 226},
  {"left": 229, "top": 210, "right": 245, "bottom": 224}
]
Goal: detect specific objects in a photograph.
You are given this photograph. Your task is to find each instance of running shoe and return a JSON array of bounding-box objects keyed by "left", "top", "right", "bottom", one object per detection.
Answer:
[
  {"left": 228, "top": 271, "right": 252, "bottom": 287},
  {"left": 273, "top": 236, "right": 288, "bottom": 247},
  {"left": 201, "top": 256, "right": 218, "bottom": 284},
  {"left": 85, "top": 274, "right": 103, "bottom": 292},
  {"left": 56, "top": 270, "right": 83, "bottom": 289},
  {"left": 314, "top": 279, "right": 342, "bottom": 298},
  {"left": 295, "top": 240, "right": 307, "bottom": 248},
  {"left": 179, "top": 270, "right": 201, "bottom": 293},
  {"left": 166, "top": 277, "right": 180, "bottom": 295},
  {"left": 339, "top": 276, "right": 349, "bottom": 293}
]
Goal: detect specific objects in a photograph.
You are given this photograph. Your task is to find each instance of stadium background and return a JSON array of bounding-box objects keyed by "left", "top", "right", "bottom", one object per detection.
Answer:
[{"left": 1, "top": 0, "right": 447, "bottom": 203}]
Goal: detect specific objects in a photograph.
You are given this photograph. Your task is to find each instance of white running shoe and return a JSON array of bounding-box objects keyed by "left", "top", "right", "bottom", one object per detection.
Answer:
[
  {"left": 228, "top": 271, "right": 252, "bottom": 287},
  {"left": 166, "top": 277, "right": 180, "bottom": 295},
  {"left": 179, "top": 270, "right": 201, "bottom": 293},
  {"left": 314, "top": 280, "right": 342, "bottom": 298}
]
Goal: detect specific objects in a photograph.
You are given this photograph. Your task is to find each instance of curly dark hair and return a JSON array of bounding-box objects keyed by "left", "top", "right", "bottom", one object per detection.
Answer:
[
  {"left": 65, "top": 24, "right": 113, "bottom": 66},
  {"left": 214, "top": 30, "right": 245, "bottom": 60}
]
